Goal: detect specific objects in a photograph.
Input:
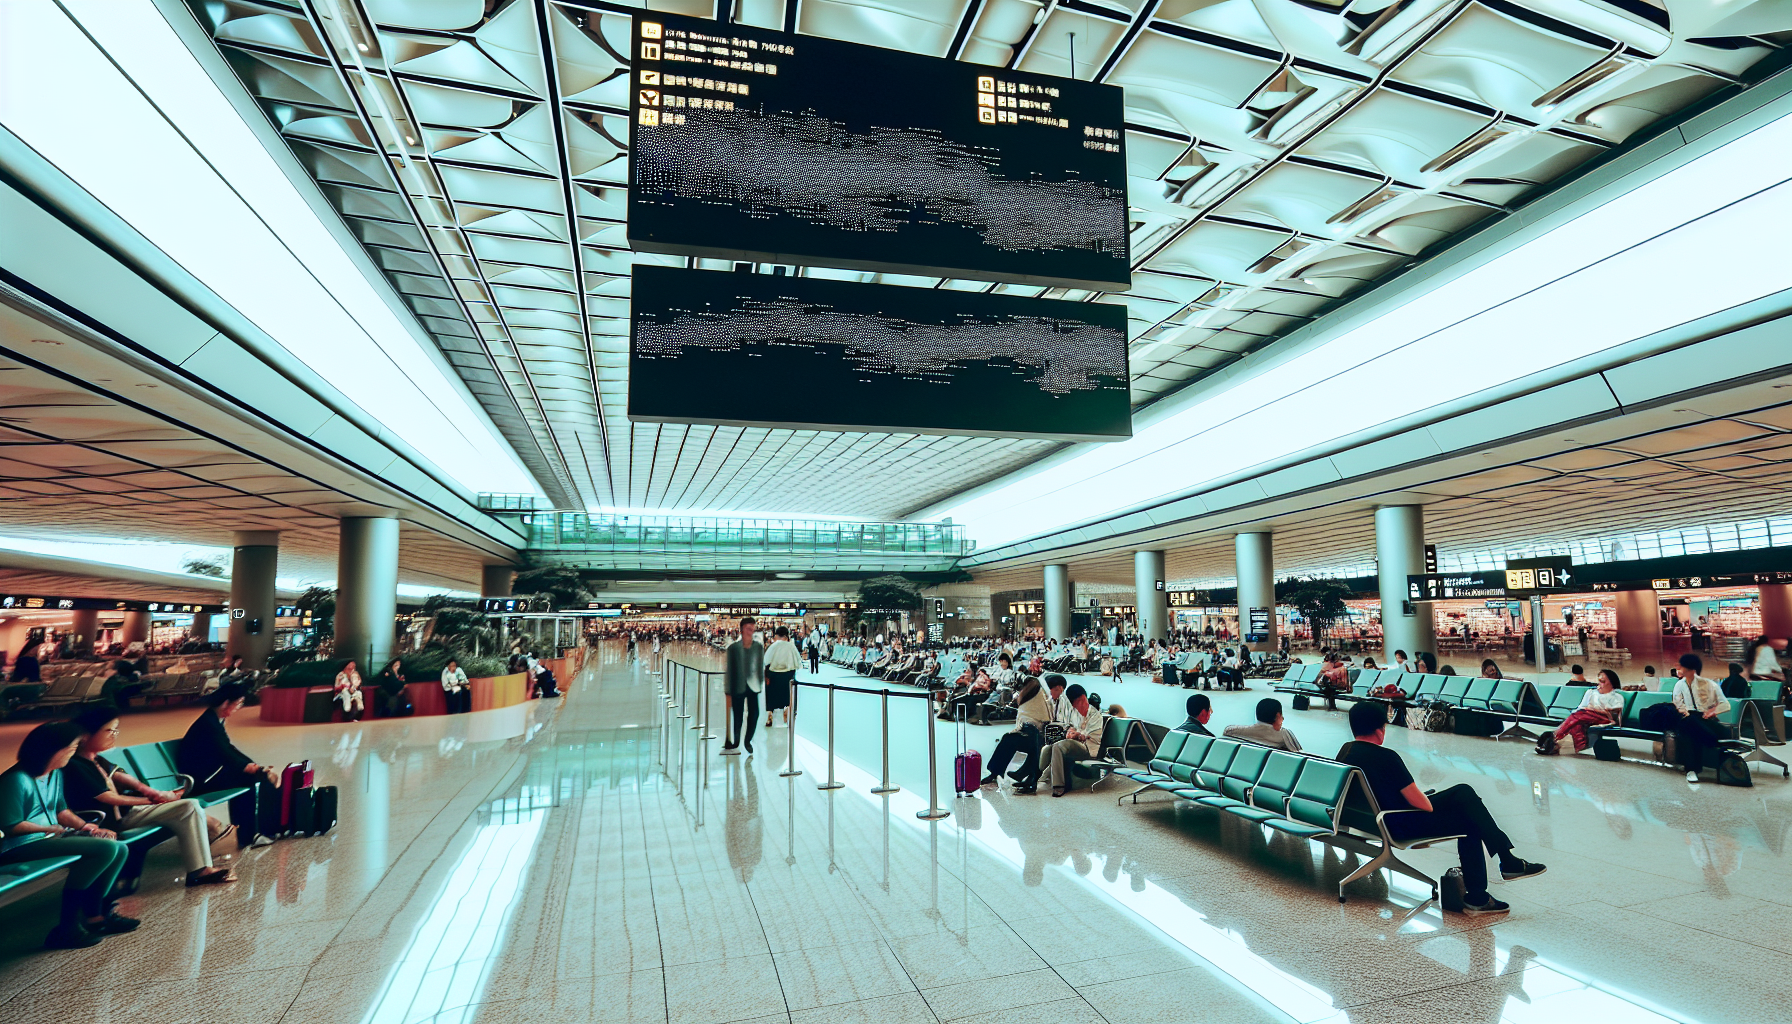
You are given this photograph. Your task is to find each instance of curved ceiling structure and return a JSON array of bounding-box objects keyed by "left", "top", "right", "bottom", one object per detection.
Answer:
[{"left": 174, "top": 0, "right": 1791, "bottom": 521}]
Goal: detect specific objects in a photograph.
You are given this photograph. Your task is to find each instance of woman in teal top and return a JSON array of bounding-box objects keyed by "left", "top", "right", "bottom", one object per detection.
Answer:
[{"left": 0, "top": 720, "right": 134, "bottom": 948}]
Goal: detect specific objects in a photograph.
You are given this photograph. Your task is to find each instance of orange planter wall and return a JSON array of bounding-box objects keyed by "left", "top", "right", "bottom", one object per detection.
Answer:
[
  {"left": 259, "top": 686, "right": 325, "bottom": 723},
  {"left": 469, "top": 673, "right": 528, "bottom": 712}
]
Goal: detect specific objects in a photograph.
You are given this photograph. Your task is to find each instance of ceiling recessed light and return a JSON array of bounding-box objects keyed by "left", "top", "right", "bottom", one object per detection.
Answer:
[
  {"left": 356, "top": 42, "right": 369, "bottom": 53},
  {"left": 774, "top": 572, "right": 805, "bottom": 579}
]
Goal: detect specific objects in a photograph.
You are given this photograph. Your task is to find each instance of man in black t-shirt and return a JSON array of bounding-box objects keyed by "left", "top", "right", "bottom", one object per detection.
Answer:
[{"left": 1337, "top": 701, "right": 1545, "bottom": 915}]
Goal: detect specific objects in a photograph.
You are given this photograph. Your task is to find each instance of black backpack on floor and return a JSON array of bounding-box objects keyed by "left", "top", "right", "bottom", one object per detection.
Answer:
[{"left": 1716, "top": 753, "right": 1754, "bottom": 787}]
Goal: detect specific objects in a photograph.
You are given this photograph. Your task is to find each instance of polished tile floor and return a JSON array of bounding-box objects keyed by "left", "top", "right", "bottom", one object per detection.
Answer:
[{"left": 2, "top": 641, "right": 1789, "bottom": 1023}]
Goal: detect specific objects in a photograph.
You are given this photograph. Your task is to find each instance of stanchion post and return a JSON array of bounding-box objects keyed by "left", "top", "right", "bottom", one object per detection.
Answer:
[
  {"left": 699, "top": 670, "right": 716, "bottom": 740},
  {"left": 917, "top": 690, "right": 950, "bottom": 820},
  {"left": 779, "top": 682, "right": 804, "bottom": 778},
  {"left": 871, "top": 689, "right": 899, "bottom": 794},
  {"left": 818, "top": 686, "right": 844, "bottom": 790}
]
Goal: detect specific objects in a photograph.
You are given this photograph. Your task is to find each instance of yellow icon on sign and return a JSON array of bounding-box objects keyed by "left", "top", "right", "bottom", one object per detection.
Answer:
[
  {"left": 640, "top": 70, "right": 660, "bottom": 85},
  {"left": 977, "top": 92, "right": 994, "bottom": 107},
  {"left": 642, "top": 22, "right": 662, "bottom": 39},
  {"left": 639, "top": 89, "right": 660, "bottom": 106},
  {"left": 639, "top": 109, "right": 660, "bottom": 126},
  {"left": 977, "top": 76, "right": 994, "bottom": 91},
  {"left": 978, "top": 108, "right": 996, "bottom": 123},
  {"left": 641, "top": 42, "right": 660, "bottom": 60}
]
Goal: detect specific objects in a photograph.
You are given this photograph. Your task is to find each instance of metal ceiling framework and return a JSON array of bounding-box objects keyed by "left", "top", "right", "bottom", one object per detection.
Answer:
[
  {"left": 967, "top": 367, "right": 1792, "bottom": 592},
  {"left": 186, "top": 0, "right": 1790, "bottom": 520}
]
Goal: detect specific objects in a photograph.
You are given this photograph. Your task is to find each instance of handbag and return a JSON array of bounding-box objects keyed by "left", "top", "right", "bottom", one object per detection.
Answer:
[
  {"left": 1043, "top": 721, "right": 1068, "bottom": 744},
  {"left": 1716, "top": 751, "right": 1754, "bottom": 787},
  {"left": 1535, "top": 732, "right": 1559, "bottom": 756}
]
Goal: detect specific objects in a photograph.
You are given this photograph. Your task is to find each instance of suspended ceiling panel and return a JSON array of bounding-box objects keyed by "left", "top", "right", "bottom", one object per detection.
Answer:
[{"left": 188, "top": 0, "right": 1790, "bottom": 517}]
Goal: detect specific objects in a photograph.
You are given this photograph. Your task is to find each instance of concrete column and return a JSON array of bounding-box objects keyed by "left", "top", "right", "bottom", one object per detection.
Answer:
[
  {"left": 120, "top": 610, "right": 151, "bottom": 646},
  {"left": 1374, "top": 506, "right": 1434, "bottom": 663},
  {"left": 1235, "top": 532, "right": 1277, "bottom": 650},
  {"left": 1134, "top": 550, "right": 1168, "bottom": 642},
  {"left": 190, "top": 612, "right": 213, "bottom": 645},
  {"left": 1613, "top": 588, "right": 1664, "bottom": 664},
  {"left": 481, "top": 564, "right": 514, "bottom": 598},
  {"left": 1761, "top": 584, "right": 1792, "bottom": 638},
  {"left": 1043, "top": 564, "right": 1071, "bottom": 640},
  {"left": 335, "top": 517, "right": 400, "bottom": 672},
  {"left": 70, "top": 609, "right": 99, "bottom": 655},
  {"left": 227, "top": 531, "right": 281, "bottom": 669}
]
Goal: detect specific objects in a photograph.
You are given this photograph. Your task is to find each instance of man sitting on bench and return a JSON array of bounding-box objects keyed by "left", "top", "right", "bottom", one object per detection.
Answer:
[{"left": 1337, "top": 701, "right": 1546, "bottom": 915}]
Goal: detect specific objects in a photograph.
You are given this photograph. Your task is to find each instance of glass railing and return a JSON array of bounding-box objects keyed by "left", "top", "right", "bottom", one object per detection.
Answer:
[
  {"left": 476, "top": 493, "right": 547, "bottom": 511},
  {"left": 502, "top": 512, "right": 973, "bottom": 557}
]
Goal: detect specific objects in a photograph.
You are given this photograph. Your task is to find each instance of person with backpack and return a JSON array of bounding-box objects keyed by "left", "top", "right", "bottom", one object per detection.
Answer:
[{"left": 1669, "top": 653, "right": 1730, "bottom": 783}]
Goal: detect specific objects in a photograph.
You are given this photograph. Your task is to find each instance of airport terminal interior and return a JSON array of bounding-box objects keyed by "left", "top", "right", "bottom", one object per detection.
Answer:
[{"left": 3, "top": 0, "right": 1792, "bottom": 1021}]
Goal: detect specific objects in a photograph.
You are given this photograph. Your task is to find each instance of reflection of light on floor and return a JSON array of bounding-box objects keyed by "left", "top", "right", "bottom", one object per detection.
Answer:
[
  {"left": 359, "top": 792, "right": 549, "bottom": 1024},
  {"left": 782, "top": 735, "right": 1699, "bottom": 1024},
  {"left": 1496, "top": 963, "right": 1687, "bottom": 1024}
]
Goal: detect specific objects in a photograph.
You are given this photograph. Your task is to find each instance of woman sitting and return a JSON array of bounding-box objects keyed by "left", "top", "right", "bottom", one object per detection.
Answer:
[
  {"left": 0, "top": 721, "right": 135, "bottom": 947},
  {"left": 333, "top": 660, "right": 365, "bottom": 721},
  {"left": 1480, "top": 660, "right": 1503, "bottom": 680},
  {"left": 63, "top": 707, "right": 235, "bottom": 886},
  {"left": 440, "top": 658, "right": 471, "bottom": 714},
  {"left": 1318, "top": 653, "right": 1349, "bottom": 712},
  {"left": 374, "top": 658, "right": 411, "bottom": 717},
  {"left": 1540, "top": 670, "right": 1624, "bottom": 755}
]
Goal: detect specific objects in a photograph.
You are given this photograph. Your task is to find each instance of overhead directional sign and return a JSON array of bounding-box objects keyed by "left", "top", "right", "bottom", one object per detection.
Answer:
[
  {"left": 1407, "top": 573, "right": 1509, "bottom": 600},
  {"left": 1503, "top": 557, "right": 1574, "bottom": 595}
]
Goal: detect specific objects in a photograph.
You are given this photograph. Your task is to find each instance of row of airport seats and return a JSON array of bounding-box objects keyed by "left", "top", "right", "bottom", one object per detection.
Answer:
[
  {"left": 4, "top": 667, "right": 224, "bottom": 717},
  {"left": 0, "top": 739, "right": 249, "bottom": 914},
  {"left": 1112, "top": 730, "right": 1462, "bottom": 902},
  {"left": 1275, "top": 664, "right": 1789, "bottom": 777}
]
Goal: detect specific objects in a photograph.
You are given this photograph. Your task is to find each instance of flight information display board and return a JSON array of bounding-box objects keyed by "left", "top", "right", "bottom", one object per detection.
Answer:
[
  {"left": 629, "top": 266, "right": 1130, "bottom": 440},
  {"left": 628, "top": 13, "right": 1129, "bottom": 290}
]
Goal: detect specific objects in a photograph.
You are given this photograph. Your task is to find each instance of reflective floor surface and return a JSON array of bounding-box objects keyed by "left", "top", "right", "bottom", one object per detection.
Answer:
[{"left": 2, "top": 641, "right": 1790, "bottom": 1023}]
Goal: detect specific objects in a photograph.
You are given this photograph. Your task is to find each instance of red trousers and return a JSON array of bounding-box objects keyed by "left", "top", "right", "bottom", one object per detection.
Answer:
[{"left": 1554, "top": 709, "right": 1615, "bottom": 751}]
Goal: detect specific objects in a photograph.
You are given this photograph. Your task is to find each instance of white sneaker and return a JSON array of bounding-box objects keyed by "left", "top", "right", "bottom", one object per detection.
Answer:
[{"left": 1686, "top": 771, "right": 1700, "bottom": 783}]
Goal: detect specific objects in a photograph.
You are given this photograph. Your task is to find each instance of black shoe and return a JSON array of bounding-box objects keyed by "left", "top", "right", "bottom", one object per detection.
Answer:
[
  {"left": 1014, "top": 784, "right": 1036, "bottom": 794},
  {"left": 744, "top": 740, "right": 753, "bottom": 755},
  {"left": 93, "top": 912, "right": 140, "bottom": 935},
  {"left": 1500, "top": 860, "right": 1546, "bottom": 881},
  {"left": 1460, "top": 896, "right": 1510, "bottom": 916},
  {"left": 44, "top": 924, "right": 101, "bottom": 949}
]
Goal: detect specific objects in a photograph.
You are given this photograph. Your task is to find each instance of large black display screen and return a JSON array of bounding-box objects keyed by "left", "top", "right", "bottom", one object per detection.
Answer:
[
  {"left": 629, "top": 266, "right": 1131, "bottom": 440},
  {"left": 627, "top": 13, "right": 1129, "bottom": 291}
]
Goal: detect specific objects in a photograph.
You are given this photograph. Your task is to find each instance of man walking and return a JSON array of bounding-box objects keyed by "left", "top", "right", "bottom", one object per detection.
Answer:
[{"left": 722, "top": 617, "right": 766, "bottom": 755}]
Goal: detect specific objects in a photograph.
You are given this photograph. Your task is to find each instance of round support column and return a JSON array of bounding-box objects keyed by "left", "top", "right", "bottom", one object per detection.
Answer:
[
  {"left": 1375, "top": 506, "right": 1435, "bottom": 664},
  {"left": 1760, "top": 584, "right": 1792, "bottom": 639},
  {"left": 481, "top": 564, "right": 514, "bottom": 598},
  {"left": 120, "top": 610, "right": 151, "bottom": 647},
  {"left": 69, "top": 609, "right": 99, "bottom": 656},
  {"left": 1043, "top": 564, "right": 1071, "bottom": 640},
  {"left": 1235, "top": 532, "right": 1276, "bottom": 651},
  {"left": 190, "top": 612, "right": 214, "bottom": 646},
  {"left": 1134, "top": 550, "right": 1168, "bottom": 642},
  {"left": 335, "top": 517, "right": 400, "bottom": 672},
  {"left": 227, "top": 531, "right": 281, "bottom": 669},
  {"left": 1612, "top": 588, "right": 1664, "bottom": 665}
]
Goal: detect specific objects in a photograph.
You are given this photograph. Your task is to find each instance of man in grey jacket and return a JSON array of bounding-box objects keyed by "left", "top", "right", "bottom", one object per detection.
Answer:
[
  {"left": 723, "top": 618, "right": 766, "bottom": 755},
  {"left": 1223, "top": 698, "right": 1302, "bottom": 751}
]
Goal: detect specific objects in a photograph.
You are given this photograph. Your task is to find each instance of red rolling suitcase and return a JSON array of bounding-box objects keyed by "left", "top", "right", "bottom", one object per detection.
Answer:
[
  {"left": 954, "top": 705, "right": 981, "bottom": 796},
  {"left": 280, "top": 760, "right": 314, "bottom": 832}
]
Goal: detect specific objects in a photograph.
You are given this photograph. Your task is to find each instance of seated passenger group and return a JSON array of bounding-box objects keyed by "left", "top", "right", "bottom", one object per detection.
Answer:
[{"left": 2, "top": 681, "right": 273, "bottom": 948}]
